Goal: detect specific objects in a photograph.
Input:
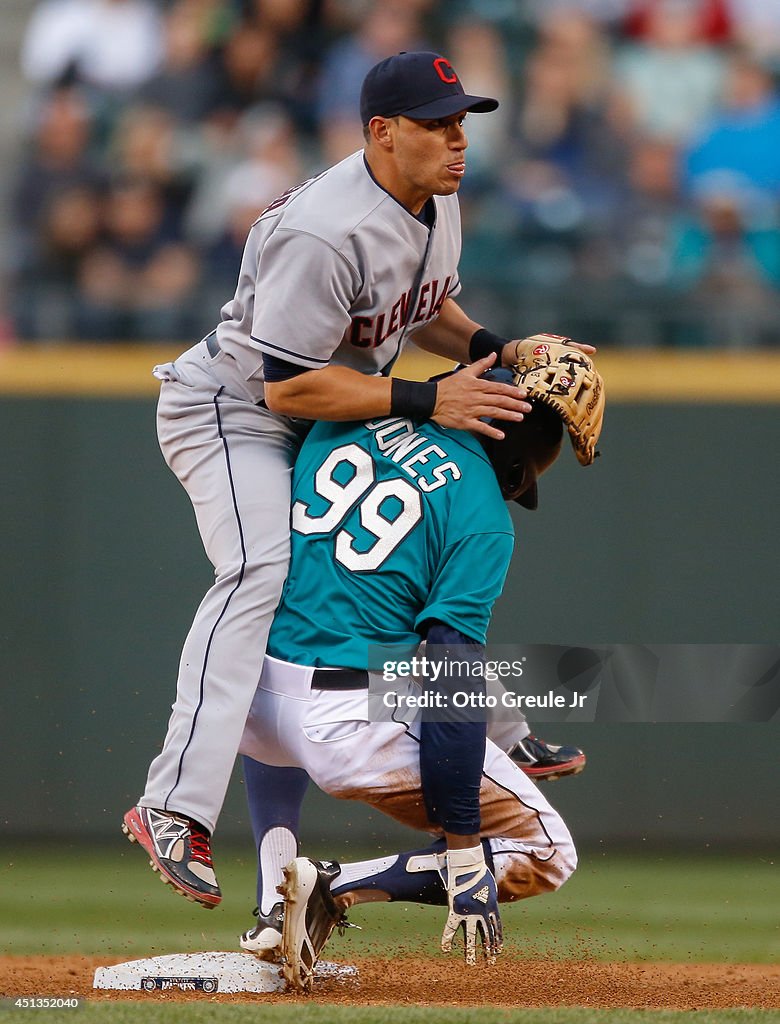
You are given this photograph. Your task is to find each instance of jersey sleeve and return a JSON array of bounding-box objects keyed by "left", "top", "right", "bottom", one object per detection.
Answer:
[
  {"left": 414, "top": 531, "right": 514, "bottom": 644},
  {"left": 420, "top": 622, "right": 486, "bottom": 835},
  {"left": 251, "top": 228, "right": 361, "bottom": 370}
]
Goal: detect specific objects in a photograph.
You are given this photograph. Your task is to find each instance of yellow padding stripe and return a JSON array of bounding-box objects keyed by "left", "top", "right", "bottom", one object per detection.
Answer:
[{"left": 0, "top": 345, "right": 777, "bottom": 402}]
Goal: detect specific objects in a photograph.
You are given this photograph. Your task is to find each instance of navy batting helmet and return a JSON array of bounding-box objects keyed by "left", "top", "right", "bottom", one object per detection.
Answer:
[{"left": 478, "top": 368, "right": 564, "bottom": 510}]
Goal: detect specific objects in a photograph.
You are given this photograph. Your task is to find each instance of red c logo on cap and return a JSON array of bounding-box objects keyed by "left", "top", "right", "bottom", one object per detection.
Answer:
[{"left": 433, "top": 58, "right": 458, "bottom": 84}]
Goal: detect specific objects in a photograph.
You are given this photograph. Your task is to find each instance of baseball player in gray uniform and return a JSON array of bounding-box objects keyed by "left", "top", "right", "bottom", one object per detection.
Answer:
[{"left": 122, "top": 50, "right": 593, "bottom": 909}]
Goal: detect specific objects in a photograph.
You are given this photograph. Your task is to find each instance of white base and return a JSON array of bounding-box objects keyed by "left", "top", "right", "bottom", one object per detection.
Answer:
[{"left": 93, "top": 951, "right": 357, "bottom": 994}]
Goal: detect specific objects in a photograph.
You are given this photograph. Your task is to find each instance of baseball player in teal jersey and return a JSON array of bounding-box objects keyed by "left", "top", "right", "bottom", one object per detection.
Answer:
[
  {"left": 122, "top": 50, "right": 592, "bottom": 911},
  {"left": 238, "top": 395, "right": 578, "bottom": 986},
  {"left": 269, "top": 416, "right": 513, "bottom": 665}
]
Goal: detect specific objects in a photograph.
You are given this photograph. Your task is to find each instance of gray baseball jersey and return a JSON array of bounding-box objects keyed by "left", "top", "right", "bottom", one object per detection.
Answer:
[
  {"left": 215, "top": 150, "right": 463, "bottom": 397},
  {"left": 138, "top": 150, "right": 467, "bottom": 836}
]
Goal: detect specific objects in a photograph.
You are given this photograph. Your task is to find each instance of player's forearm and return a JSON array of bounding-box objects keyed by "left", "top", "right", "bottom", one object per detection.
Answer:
[
  {"left": 414, "top": 298, "right": 522, "bottom": 369},
  {"left": 264, "top": 365, "right": 394, "bottom": 420},
  {"left": 420, "top": 622, "right": 487, "bottom": 836},
  {"left": 420, "top": 718, "right": 486, "bottom": 835},
  {"left": 445, "top": 831, "right": 481, "bottom": 849},
  {"left": 412, "top": 298, "right": 481, "bottom": 364}
]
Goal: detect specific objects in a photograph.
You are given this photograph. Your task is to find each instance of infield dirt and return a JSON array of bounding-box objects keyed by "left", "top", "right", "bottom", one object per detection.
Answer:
[{"left": 2, "top": 956, "right": 778, "bottom": 1009}]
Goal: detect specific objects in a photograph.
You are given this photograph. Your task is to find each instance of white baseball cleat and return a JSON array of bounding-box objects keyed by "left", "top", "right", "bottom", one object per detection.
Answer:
[
  {"left": 240, "top": 902, "right": 284, "bottom": 961},
  {"left": 277, "top": 857, "right": 346, "bottom": 991}
]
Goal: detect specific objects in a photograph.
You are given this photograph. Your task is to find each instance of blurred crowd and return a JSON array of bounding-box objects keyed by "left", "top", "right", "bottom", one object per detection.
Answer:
[{"left": 7, "top": 0, "right": 780, "bottom": 346}]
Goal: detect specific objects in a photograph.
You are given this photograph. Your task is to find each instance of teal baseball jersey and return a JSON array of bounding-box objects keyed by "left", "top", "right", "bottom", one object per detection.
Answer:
[{"left": 267, "top": 415, "right": 515, "bottom": 668}]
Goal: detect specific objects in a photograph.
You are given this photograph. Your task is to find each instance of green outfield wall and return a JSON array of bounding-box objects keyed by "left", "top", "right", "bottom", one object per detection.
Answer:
[{"left": 1, "top": 392, "right": 778, "bottom": 847}]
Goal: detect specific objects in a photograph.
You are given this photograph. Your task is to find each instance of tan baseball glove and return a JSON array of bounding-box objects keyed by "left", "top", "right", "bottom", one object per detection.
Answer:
[{"left": 511, "top": 334, "right": 605, "bottom": 466}]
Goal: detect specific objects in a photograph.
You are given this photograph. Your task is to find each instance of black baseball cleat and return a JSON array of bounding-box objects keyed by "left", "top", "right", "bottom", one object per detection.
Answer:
[
  {"left": 510, "top": 735, "right": 586, "bottom": 781},
  {"left": 277, "top": 857, "right": 348, "bottom": 991},
  {"left": 240, "top": 902, "right": 284, "bottom": 961},
  {"left": 122, "top": 805, "right": 221, "bottom": 908}
]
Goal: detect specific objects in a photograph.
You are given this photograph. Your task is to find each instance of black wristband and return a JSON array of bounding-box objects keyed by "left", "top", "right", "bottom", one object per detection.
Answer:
[
  {"left": 469, "top": 327, "right": 510, "bottom": 363},
  {"left": 390, "top": 378, "right": 438, "bottom": 421}
]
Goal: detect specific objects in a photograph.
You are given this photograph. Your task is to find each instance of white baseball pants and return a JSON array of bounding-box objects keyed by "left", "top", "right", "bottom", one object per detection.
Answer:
[{"left": 239, "top": 656, "right": 577, "bottom": 901}]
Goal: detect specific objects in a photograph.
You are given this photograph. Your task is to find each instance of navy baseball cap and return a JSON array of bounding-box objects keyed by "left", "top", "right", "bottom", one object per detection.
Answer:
[{"left": 360, "top": 51, "right": 499, "bottom": 125}]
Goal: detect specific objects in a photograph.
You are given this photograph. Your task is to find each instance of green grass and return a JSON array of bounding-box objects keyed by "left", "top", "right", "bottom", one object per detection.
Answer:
[
  {"left": 2, "top": 846, "right": 779, "bottom": 1024},
  {"left": 1, "top": 844, "right": 777, "bottom": 963}
]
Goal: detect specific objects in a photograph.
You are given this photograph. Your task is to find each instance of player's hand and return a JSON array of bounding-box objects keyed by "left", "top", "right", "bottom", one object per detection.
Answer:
[
  {"left": 432, "top": 354, "right": 531, "bottom": 440},
  {"left": 501, "top": 335, "right": 597, "bottom": 366},
  {"left": 439, "top": 845, "right": 503, "bottom": 966}
]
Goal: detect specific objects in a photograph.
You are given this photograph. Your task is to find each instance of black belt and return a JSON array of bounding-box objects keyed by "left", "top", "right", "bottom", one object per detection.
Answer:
[{"left": 311, "top": 668, "right": 370, "bottom": 690}]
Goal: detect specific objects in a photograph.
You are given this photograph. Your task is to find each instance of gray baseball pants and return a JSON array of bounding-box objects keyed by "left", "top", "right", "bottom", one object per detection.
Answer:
[{"left": 138, "top": 339, "right": 307, "bottom": 834}]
